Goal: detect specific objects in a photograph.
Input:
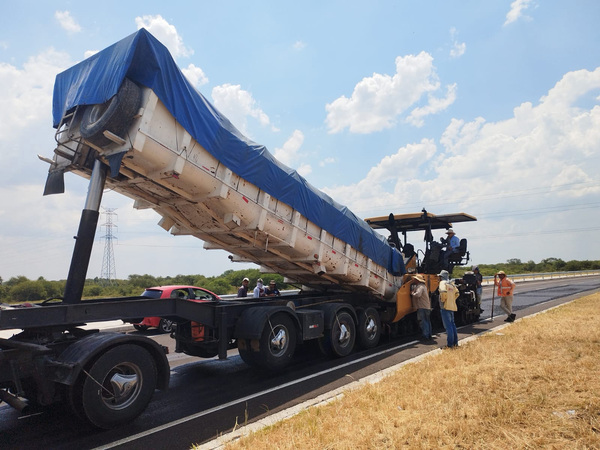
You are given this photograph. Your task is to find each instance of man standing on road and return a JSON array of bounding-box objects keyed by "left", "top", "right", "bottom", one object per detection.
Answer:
[
  {"left": 472, "top": 265, "right": 483, "bottom": 310},
  {"left": 438, "top": 270, "right": 460, "bottom": 348},
  {"left": 495, "top": 271, "right": 516, "bottom": 322},
  {"left": 411, "top": 275, "right": 433, "bottom": 342}
]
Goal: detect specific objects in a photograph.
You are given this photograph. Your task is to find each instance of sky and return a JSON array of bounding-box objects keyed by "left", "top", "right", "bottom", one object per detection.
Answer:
[{"left": 1, "top": 1, "right": 599, "bottom": 282}]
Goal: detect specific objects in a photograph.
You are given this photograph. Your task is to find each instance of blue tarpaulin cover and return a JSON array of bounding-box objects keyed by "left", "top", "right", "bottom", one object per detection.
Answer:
[{"left": 53, "top": 29, "right": 405, "bottom": 277}]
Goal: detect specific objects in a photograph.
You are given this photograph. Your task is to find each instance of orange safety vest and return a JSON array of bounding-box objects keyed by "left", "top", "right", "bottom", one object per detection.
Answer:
[{"left": 496, "top": 277, "right": 515, "bottom": 297}]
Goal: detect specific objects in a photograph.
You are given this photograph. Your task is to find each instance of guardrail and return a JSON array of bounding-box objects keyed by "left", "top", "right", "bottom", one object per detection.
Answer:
[{"left": 481, "top": 269, "right": 600, "bottom": 285}]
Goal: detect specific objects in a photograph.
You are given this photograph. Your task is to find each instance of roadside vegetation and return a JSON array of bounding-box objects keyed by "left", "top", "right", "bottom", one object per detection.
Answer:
[
  {"left": 214, "top": 293, "right": 600, "bottom": 449},
  {"left": 1, "top": 258, "right": 599, "bottom": 304}
]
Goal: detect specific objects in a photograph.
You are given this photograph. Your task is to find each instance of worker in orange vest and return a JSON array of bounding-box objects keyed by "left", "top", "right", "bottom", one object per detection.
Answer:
[{"left": 495, "top": 271, "right": 516, "bottom": 322}]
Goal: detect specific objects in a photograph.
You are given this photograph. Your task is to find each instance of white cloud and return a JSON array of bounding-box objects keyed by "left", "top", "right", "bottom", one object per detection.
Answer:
[
  {"left": 135, "top": 15, "right": 193, "bottom": 59},
  {"left": 182, "top": 63, "right": 209, "bottom": 88},
  {"left": 407, "top": 83, "right": 457, "bottom": 127},
  {"left": 319, "top": 157, "right": 336, "bottom": 167},
  {"left": 83, "top": 50, "right": 98, "bottom": 59},
  {"left": 325, "top": 52, "right": 455, "bottom": 134},
  {"left": 55, "top": 11, "right": 82, "bottom": 34},
  {"left": 296, "top": 164, "right": 312, "bottom": 177},
  {"left": 323, "top": 67, "right": 600, "bottom": 262},
  {"left": 322, "top": 139, "right": 438, "bottom": 215},
  {"left": 0, "top": 48, "right": 70, "bottom": 144},
  {"left": 273, "top": 130, "right": 304, "bottom": 166},
  {"left": 293, "top": 41, "right": 306, "bottom": 51},
  {"left": 449, "top": 28, "right": 466, "bottom": 58},
  {"left": 504, "top": 0, "right": 535, "bottom": 26},
  {"left": 450, "top": 41, "right": 466, "bottom": 58},
  {"left": 211, "top": 83, "right": 276, "bottom": 135}
]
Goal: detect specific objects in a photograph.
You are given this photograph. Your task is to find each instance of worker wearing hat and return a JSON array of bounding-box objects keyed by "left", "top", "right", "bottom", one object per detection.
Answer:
[
  {"left": 495, "top": 271, "right": 516, "bottom": 322},
  {"left": 265, "top": 279, "right": 280, "bottom": 297},
  {"left": 253, "top": 278, "right": 266, "bottom": 298},
  {"left": 472, "top": 265, "right": 483, "bottom": 306},
  {"left": 441, "top": 228, "right": 460, "bottom": 269},
  {"left": 438, "top": 269, "right": 460, "bottom": 348},
  {"left": 237, "top": 277, "right": 250, "bottom": 298},
  {"left": 411, "top": 275, "right": 433, "bottom": 342}
]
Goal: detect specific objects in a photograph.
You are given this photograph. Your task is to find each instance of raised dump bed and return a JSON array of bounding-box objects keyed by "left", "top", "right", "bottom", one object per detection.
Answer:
[{"left": 47, "top": 29, "right": 405, "bottom": 299}]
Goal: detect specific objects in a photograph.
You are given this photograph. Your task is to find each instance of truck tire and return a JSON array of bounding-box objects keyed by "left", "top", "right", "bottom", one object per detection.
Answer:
[
  {"left": 80, "top": 78, "right": 141, "bottom": 147},
  {"left": 254, "top": 313, "right": 297, "bottom": 371},
  {"left": 356, "top": 307, "right": 381, "bottom": 349},
  {"left": 158, "top": 318, "right": 174, "bottom": 334},
  {"left": 319, "top": 310, "right": 356, "bottom": 358},
  {"left": 72, "top": 344, "right": 157, "bottom": 429},
  {"left": 237, "top": 338, "right": 258, "bottom": 367}
]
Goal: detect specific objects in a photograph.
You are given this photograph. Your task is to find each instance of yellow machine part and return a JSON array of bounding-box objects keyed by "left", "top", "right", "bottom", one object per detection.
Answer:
[{"left": 392, "top": 273, "right": 440, "bottom": 323}]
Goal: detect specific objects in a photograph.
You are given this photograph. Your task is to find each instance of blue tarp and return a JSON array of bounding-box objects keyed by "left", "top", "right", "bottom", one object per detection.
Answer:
[{"left": 53, "top": 29, "right": 405, "bottom": 277}]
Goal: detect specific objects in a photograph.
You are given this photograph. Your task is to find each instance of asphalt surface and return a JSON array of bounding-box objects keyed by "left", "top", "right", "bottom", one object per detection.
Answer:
[{"left": 0, "top": 275, "right": 598, "bottom": 449}]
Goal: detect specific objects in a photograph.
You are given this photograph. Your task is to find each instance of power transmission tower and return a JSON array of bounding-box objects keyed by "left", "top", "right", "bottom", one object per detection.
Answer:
[{"left": 100, "top": 208, "right": 118, "bottom": 284}]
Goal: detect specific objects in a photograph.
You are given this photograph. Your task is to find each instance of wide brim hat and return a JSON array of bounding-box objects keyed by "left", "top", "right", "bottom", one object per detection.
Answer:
[{"left": 413, "top": 275, "right": 426, "bottom": 283}]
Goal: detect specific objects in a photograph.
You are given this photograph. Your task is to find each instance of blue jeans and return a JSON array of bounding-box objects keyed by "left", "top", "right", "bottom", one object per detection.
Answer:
[
  {"left": 440, "top": 308, "right": 458, "bottom": 347},
  {"left": 417, "top": 308, "right": 432, "bottom": 339}
]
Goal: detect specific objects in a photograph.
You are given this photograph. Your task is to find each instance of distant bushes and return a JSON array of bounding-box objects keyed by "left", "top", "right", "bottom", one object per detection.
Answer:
[
  {"left": 1, "top": 258, "right": 598, "bottom": 304},
  {"left": 0, "top": 268, "right": 290, "bottom": 304}
]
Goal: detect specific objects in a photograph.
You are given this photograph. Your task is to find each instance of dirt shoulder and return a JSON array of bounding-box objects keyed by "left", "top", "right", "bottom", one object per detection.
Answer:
[{"left": 207, "top": 293, "right": 600, "bottom": 449}]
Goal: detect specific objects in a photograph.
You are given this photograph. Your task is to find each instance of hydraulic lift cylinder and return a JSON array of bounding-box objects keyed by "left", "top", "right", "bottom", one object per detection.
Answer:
[{"left": 63, "top": 159, "right": 108, "bottom": 304}]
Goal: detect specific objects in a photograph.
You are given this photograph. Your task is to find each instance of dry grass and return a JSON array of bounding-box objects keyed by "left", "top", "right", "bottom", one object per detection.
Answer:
[{"left": 217, "top": 293, "right": 600, "bottom": 449}]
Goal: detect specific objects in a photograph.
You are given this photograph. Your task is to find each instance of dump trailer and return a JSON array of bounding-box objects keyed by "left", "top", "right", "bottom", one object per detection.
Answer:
[{"left": 0, "top": 30, "right": 477, "bottom": 428}]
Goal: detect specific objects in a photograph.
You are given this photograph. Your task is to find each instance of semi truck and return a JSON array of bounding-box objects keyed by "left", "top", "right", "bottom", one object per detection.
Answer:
[{"left": 0, "top": 29, "right": 479, "bottom": 429}]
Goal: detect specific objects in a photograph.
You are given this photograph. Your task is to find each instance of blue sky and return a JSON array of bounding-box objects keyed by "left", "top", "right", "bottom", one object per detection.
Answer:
[{"left": 1, "top": 1, "right": 600, "bottom": 281}]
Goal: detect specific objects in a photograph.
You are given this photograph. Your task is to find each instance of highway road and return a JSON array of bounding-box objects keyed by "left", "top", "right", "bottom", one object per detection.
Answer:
[{"left": 0, "top": 275, "right": 598, "bottom": 450}]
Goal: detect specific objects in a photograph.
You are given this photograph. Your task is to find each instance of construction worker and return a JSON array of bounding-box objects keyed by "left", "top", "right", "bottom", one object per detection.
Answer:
[
  {"left": 438, "top": 270, "right": 460, "bottom": 348},
  {"left": 253, "top": 278, "right": 267, "bottom": 298},
  {"left": 410, "top": 275, "right": 433, "bottom": 342},
  {"left": 441, "top": 228, "right": 460, "bottom": 269},
  {"left": 495, "top": 271, "right": 516, "bottom": 322},
  {"left": 237, "top": 278, "right": 250, "bottom": 297},
  {"left": 472, "top": 265, "right": 483, "bottom": 305},
  {"left": 265, "top": 280, "right": 280, "bottom": 296}
]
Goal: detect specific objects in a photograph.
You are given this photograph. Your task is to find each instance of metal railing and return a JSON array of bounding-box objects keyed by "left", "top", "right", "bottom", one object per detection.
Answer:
[{"left": 481, "top": 269, "right": 600, "bottom": 285}]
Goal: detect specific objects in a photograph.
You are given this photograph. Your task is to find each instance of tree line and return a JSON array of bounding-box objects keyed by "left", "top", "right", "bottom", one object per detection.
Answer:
[{"left": 1, "top": 258, "right": 599, "bottom": 304}]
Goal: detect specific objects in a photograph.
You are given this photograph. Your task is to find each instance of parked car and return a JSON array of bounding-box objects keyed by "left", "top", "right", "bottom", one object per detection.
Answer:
[{"left": 131, "top": 285, "right": 220, "bottom": 333}]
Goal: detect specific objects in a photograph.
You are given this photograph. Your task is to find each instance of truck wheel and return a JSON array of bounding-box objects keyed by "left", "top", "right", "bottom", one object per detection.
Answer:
[
  {"left": 158, "top": 319, "right": 174, "bottom": 334},
  {"left": 319, "top": 311, "right": 356, "bottom": 358},
  {"left": 356, "top": 308, "right": 381, "bottom": 349},
  {"left": 255, "top": 314, "right": 297, "bottom": 370},
  {"left": 237, "top": 338, "right": 258, "bottom": 367},
  {"left": 74, "top": 344, "right": 157, "bottom": 429},
  {"left": 80, "top": 78, "right": 141, "bottom": 147}
]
